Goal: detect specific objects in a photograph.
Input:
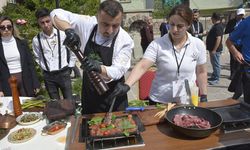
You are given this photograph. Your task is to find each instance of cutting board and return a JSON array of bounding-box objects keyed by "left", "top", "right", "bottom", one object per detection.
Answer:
[{"left": 131, "top": 109, "right": 165, "bottom": 126}]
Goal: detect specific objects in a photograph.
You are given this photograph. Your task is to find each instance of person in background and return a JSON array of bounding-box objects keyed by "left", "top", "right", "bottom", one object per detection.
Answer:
[
  {"left": 32, "top": 8, "right": 76, "bottom": 100},
  {"left": 140, "top": 16, "right": 154, "bottom": 53},
  {"left": 159, "top": 17, "right": 170, "bottom": 37},
  {"left": 226, "top": 15, "right": 250, "bottom": 104},
  {"left": 206, "top": 12, "right": 224, "bottom": 85},
  {"left": 110, "top": 4, "right": 208, "bottom": 104},
  {"left": 0, "top": 16, "right": 40, "bottom": 97},
  {"left": 224, "top": 8, "right": 245, "bottom": 99},
  {"left": 50, "top": 0, "right": 134, "bottom": 114},
  {"left": 188, "top": 9, "right": 206, "bottom": 40}
]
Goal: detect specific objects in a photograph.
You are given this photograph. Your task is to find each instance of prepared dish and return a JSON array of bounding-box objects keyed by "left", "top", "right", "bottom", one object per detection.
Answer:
[
  {"left": 8, "top": 128, "right": 36, "bottom": 143},
  {"left": 42, "top": 121, "right": 67, "bottom": 135},
  {"left": 16, "top": 112, "right": 42, "bottom": 125},
  {"left": 88, "top": 114, "right": 137, "bottom": 137}
]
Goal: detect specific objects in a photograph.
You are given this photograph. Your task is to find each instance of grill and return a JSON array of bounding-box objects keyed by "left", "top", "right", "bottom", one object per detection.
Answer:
[
  {"left": 221, "top": 119, "right": 250, "bottom": 133},
  {"left": 80, "top": 114, "right": 145, "bottom": 150},
  {"left": 86, "top": 134, "right": 144, "bottom": 150},
  {"left": 212, "top": 102, "right": 250, "bottom": 133}
]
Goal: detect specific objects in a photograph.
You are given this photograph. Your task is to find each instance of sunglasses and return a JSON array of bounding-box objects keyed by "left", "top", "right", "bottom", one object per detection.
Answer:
[{"left": 0, "top": 25, "right": 13, "bottom": 31}]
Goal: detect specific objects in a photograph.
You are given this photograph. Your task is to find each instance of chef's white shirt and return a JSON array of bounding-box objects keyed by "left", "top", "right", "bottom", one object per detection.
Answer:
[
  {"left": 143, "top": 33, "right": 206, "bottom": 104},
  {"left": 50, "top": 8, "right": 134, "bottom": 80}
]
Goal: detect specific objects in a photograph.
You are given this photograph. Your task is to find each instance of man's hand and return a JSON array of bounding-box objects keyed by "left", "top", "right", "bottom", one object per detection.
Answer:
[
  {"left": 0, "top": 91, "right": 4, "bottom": 97},
  {"left": 64, "top": 28, "right": 81, "bottom": 50},
  {"left": 110, "top": 82, "right": 130, "bottom": 97},
  {"left": 83, "top": 58, "right": 102, "bottom": 73}
]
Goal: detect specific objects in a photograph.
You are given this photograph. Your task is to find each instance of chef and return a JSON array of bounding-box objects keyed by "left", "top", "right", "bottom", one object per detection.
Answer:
[{"left": 50, "top": 0, "right": 134, "bottom": 114}]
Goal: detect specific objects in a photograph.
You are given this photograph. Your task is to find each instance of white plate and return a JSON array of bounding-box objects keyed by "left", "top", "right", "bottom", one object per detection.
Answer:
[
  {"left": 16, "top": 112, "right": 42, "bottom": 125},
  {"left": 8, "top": 128, "right": 36, "bottom": 144}
]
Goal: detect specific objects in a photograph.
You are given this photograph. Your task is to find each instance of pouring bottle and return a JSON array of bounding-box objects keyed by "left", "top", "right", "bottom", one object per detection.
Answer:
[{"left": 8, "top": 76, "right": 23, "bottom": 117}]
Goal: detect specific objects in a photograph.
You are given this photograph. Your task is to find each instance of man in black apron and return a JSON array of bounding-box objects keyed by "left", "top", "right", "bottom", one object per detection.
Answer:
[
  {"left": 50, "top": 0, "right": 134, "bottom": 114},
  {"left": 81, "top": 25, "right": 127, "bottom": 114}
]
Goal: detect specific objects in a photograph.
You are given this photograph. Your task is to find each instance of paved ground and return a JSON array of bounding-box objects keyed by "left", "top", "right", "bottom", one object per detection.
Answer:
[{"left": 126, "top": 33, "right": 241, "bottom": 102}]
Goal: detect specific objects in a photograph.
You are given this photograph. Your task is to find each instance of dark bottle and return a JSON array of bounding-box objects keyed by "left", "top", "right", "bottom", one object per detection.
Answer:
[
  {"left": 8, "top": 76, "right": 23, "bottom": 117},
  {"left": 68, "top": 46, "right": 109, "bottom": 95}
]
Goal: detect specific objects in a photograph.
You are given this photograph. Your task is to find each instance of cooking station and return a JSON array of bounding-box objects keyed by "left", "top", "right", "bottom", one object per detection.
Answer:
[{"left": 66, "top": 99, "right": 250, "bottom": 150}]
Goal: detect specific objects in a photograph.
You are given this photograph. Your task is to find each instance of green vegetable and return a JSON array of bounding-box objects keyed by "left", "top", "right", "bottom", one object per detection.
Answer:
[
  {"left": 87, "top": 116, "right": 103, "bottom": 126},
  {"left": 128, "top": 100, "right": 148, "bottom": 107},
  {"left": 155, "top": 103, "right": 166, "bottom": 109},
  {"left": 21, "top": 99, "right": 47, "bottom": 109},
  {"left": 120, "top": 118, "right": 136, "bottom": 130}
]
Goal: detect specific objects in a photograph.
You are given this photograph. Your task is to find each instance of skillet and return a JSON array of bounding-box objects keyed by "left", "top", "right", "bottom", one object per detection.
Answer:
[{"left": 165, "top": 105, "right": 223, "bottom": 138}]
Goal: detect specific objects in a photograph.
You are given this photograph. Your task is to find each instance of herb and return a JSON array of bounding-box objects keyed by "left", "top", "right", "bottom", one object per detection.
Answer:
[
  {"left": 87, "top": 116, "right": 103, "bottom": 126},
  {"left": 128, "top": 100, "right": 148, "bottom": 107}
]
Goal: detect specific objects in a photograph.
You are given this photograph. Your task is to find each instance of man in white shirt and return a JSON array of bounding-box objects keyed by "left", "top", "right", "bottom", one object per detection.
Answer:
[
  {"left": 50, "top": 0, "right": 134, "bottom": 114},
  {"left": 32, "top": 8, "right": 76, "bottom": 100}
]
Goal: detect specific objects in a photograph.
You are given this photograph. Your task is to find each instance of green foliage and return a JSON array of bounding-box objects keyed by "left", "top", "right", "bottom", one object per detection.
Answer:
[
  {"left": 72, "top": 78, "right": 82, "bottom": 96},
  {"left": 153, "top": 0, "right": 172, "bottom": 19},
  {"left": 0, "top": 0, "right": 98, "bottom": 97}
]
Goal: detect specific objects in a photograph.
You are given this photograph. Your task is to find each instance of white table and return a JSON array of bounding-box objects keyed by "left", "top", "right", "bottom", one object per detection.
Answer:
[{"left": 0, "top": 97, "right": 70, "bottom": 150}]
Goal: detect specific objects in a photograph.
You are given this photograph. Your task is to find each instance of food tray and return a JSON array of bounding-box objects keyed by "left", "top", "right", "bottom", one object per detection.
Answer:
[{"left": 81, "top": 114, "right": 145, "bottom": 141}]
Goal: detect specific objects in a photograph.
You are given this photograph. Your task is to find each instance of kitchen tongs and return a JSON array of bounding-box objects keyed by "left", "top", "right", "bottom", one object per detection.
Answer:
[{"left": 103, "top": 96, "right": 116, "bottom": 124}]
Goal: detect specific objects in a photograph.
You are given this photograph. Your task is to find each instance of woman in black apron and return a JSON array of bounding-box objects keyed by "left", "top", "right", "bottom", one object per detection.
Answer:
[{"left": 82, "top": 25, "right": 128, "bottom": 114}]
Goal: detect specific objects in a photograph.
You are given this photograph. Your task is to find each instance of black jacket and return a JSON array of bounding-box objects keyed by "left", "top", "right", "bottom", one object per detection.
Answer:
[{"left": 0, "top": 37, "right": 40, "bottom": 96}]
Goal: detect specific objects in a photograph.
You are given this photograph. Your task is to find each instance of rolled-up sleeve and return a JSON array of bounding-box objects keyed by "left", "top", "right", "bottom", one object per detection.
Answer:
[{"left": 105, "top": 30, "right": 134, "bottom": 80}]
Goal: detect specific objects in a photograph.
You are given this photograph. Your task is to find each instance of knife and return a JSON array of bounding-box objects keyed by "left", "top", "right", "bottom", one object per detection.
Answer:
[
  {"left": 184, "top": 79, "right": 192, "bottom": 105},
  {"left": 126, "top": 106, "right": 156, "bottom": 111}
]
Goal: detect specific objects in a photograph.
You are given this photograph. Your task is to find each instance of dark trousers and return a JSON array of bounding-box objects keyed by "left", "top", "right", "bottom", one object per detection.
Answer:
[
  {"left": 43, "top": 67, "right": 72, "bottom": 100},
  {"left": 242, "top": 71, "right": 250, "bottom": 104}
]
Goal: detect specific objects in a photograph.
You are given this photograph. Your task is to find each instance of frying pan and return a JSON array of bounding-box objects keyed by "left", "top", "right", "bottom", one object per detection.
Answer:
[{"left": 165, "top": 105, "right": 223, "bottom": 138}]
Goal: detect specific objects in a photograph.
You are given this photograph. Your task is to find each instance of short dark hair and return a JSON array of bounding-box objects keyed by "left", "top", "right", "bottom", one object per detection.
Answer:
[
  {"left": 98, "top": 0, "right": 123, "bottom": 17},
  {"left": 192, "top": 9, "right": 199, "bottom": 13},
  {"left": 35, "top": 8, "right": 50, "bottom": 19},
  {"left": 168, "top": 4, "right": 193, "bottom": 26},
  {"left": 211, "top": 12, "right": 221, "bottom": 21}
]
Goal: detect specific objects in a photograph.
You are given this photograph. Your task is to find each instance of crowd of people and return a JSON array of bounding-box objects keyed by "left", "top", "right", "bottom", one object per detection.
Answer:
[{"left": 0, "top": 0, "right": 249, "bottom": 114}]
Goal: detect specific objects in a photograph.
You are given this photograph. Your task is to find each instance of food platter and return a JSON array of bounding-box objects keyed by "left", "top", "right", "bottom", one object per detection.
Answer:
[
  {"left": 16, "top": 112, "right": 42, "bottom": 125},
  {"left": 8, "top": 128, "right": 36, "bottom": 143},
  {"left": 41, "top": 121, "right": 67, "bottom": 135}
]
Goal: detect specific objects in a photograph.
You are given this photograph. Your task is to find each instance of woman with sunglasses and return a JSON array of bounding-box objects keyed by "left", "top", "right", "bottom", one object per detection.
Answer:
[
  {"left": 110, "top": 4, "right": 208, "bottom": 104},
  {"left": 0, "top": 16, "right": 40, "bottom": 97}
]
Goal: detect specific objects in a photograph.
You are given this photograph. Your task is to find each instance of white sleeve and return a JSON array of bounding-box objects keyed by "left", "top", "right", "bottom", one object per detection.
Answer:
[
  {"left": 105, "top": 30, "right": 134, "bottom": 80},
  {"left": 196, "top": 39, "right": 206, "bottom": 65},
  {"left": 32, "top": 35, "right": 41, "bottom": 66},
  {"left": 143, "top": 40, "right": 158, "bottom": 63}
]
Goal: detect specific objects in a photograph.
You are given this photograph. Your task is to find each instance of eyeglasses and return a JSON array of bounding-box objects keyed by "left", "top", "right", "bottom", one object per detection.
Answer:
[{"left": 0, "top": 25, "right": 13, "bottom": 31}]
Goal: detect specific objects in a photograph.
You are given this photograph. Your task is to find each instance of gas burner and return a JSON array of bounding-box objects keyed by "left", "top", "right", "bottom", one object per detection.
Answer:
[
  {"left": 212, "top": 102, "right": 250, "bottom": 133},
  {"left": 221, "top": 120, "right": 250, "bottom": 133}
]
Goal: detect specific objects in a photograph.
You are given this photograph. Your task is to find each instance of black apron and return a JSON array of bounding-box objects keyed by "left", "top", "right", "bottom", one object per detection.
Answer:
[{"left": 82, "top": 25, "right": 128, "bottom": 114}]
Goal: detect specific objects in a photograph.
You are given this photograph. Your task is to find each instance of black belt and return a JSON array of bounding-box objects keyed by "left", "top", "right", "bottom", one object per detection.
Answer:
[{"left": 43, "top": 66, "right": 69, "bottom": 75}]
